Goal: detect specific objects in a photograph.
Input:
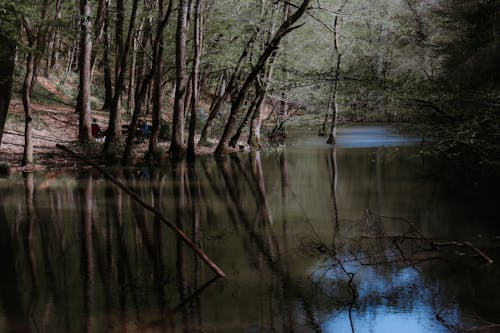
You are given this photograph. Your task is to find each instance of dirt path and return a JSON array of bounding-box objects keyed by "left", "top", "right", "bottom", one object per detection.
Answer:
[{"left": 1, "top": 100, "right": 88, "bottom": 171}]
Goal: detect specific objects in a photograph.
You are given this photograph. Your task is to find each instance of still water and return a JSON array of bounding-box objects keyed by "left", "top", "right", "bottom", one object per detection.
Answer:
[{"left": 0, "top": 127, "right": 499, "bottom": 333}]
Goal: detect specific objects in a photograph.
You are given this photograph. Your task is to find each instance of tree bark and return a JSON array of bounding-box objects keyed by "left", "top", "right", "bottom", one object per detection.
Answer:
[
  {"left": 49, "top": 0, "right": 63, "bottom": 71},
  {"left": 22, "top": 44, "right": 35, "bottom": 166},
  {"left": 0, "top": 6, "right": 19, "bottom": 146},
  {"left": 103, "top": 0, "right": 140, "bottom": 156},
  {"left": 198, "top": 34, "right": 256, "bottom": 146},
  {"left": 149, "top": 0, "right": 167, "bottom": 156},
  {"left": 215, "top": 0, "right": 312, "bottom": 157},
  {"left": 101, "top": 0, "right": 113, "bottom": 111},
  {"left": 169, "top": 0, "right": 190, "bottom": 160},
  {"left": 247, "top": 88, "right": 266, "bottom": 148},
  {"left": 121, "top": 72, "right": 153, "bottom": 165},
  {"left": 197, "top": 72, "right": 226, "bottom": 145},
  {"left": 21, "top": 19, "right": 37, "bottom": 166},
  {"left": 326, "top": 54, "right": 341, "bottom": 144},
  {"left": 60, "top": 32, "right": 78, "bottom": 86},
  {"left": 187, "top": 0, "right": 203, "bottom": 161},
  {"left": 123, "top": 0, "right": 174, "bottom": 164},
  {"left": 326, "top": 12, "right": 343, "bottom": 144},
  {"left": 230, "top": 88, "right": 259, "bottom": 148},
  {"left": 78, "top": 0, "right": 93, "bottom": 142},
  {"left": 126, "top": 22, "right": 139, "bottom": 115}
]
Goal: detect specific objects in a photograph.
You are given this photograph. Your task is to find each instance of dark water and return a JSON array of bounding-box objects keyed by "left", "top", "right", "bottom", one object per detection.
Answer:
[{"left": 0, "top": 127, "right": 499, "bottom": 333}]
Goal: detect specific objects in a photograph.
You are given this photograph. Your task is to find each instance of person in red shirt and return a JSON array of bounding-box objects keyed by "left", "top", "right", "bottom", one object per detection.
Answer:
[{"left": 91, "top": 119, "right": 102, "bottom": 138}]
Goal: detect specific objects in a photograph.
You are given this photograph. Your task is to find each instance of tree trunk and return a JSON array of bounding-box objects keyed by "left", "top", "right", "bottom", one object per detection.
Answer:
[
  {"left": 198, "top": 33, "right": 256, "bottom": 146},
  {"left": 169, "top": 0, "right": 189, "bottom": 160},
  {"left": 247, "top": 89, "right": 266, "bottom": 148},
  {"left": 89, "top": 0, "right": 107, "bottom": 77},
  {"left": 322, "top": 10, "right": 344, "bottom": 140},
  {"left": 103, "top": 0, "right": 140, "bottom": 156},
  {"left": 78, "top": 0, "right": 93, "bottom": 141},
  {"left": 149, "top": 0, "right": 164, "bottom": 156},
  {"left": 215, "top": 0, "right": 312, "bottom": 157},
  {"left": 121, "top": 72, "right": 153, "bottom": 165},
  {"left": 197, "top": 72, "right": 226, "bottom": 145},
  {"left": 326, "top": 12, "right": 343, "bottom": 145},
  {"left": 126, "top": 23, "right": 139, "bottom": 115},
  {"left": 22, "top": 50, "right": 35, "bottom": 166},
  {"left": 0, "top": 7, "right": 19, "bottom": 146},
  {"left": 60, "top": 35, "right": 78, "bottom": 86},
  {"left": 44, "top": 0, "right": 62, "bottom": 76},
  {"left": 101, "top": 2, "right": 113, "bottom": 111},
  {"left": 149, "top": 0, "right": 174, "bottom": 157},
  {"left": 123, "top": 0, "right": 173, "bottom": 164},
  {"left": 187, "top": 0, "right": 203, "bottom": 161},
  {"left": 230, "top": 90, "right": 259, "bottom": 148}
]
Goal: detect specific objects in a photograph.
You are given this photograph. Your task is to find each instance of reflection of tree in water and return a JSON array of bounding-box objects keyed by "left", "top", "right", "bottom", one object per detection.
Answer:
[
  {"left": 0, "top": 152, "right": 498, "bottom": 332},
  {"left": 0, "top": 168, "right": 221, "bottom": 333},
  {"left": 210, "top": 153, "right": 334, "bottom": 332}
]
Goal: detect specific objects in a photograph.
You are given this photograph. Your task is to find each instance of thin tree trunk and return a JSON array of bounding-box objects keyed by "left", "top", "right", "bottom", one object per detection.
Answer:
[
  {"left": 101, "top": 2, "right": 113, "bottom": 111},
  {"left": 60, "top": 36, "right": 78, "bottom": 86},
  {"left": 197, "top": 72, "right": 226, "bottom": 145},
  {"left": 326, "top": 55, "right": 341, "bottom": 144},
  {"left": 89, "top": 0, "right": 107, "bottom": 76},
  {"left": 149, "top": 0, "right": 166, "bottom": 157},
  {"left": 21, "top": 18, "right": 38, "bottom": 166},
  {"left": 50, "top": 33, "right": 61, "bottom": 71},
  {"left": 169, "top": 0, "right": 189, "bottom": 160},
  {"left": 31, "top": 0, "right": 51, "bottom": 88},
  {"left": 78, "top": 0, "right": 93, "bottom": 141},
  {"left": 327, "top": 12, "right": 343, "bottom": 144},
  {"left": 230, "top": 89, "right": 259, "bottom": 148},
  {"left": 247, "top": 89, "right": 266, "bottom": 147},
  {"left": 187, "top": 0, "right": 203, "bottom": 161},
  {"left": 123, "top": 0, "right": 173, "bottom": 164},
  {"left": 103, "top": 0, "right": 140, "bottom": 155},
  {"left": 149, "top": 0, "right": 174, "bottom": 157},
  {"left": 44, "top": 0, "right": 62, "bottom": 76},
  {"left": 121, "top": 72, "right": 154, "bottom": 165},
  {"left": 183, "top": 72, "right": 193, "bottom": 124},
  {"left": 22, "top": 48, "right": 35, "bottom": 166},
  {"left": 127, "top": 22, "right": 139, "bottom": 115},
  {"left": 0, "top": 6, "right": 19, "bottom": 146},
  {"left": 321, "top": 6, "right": 346, "bottom": 139}
]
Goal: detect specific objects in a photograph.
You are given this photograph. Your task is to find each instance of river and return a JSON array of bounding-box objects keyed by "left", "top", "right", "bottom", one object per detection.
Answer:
[{"left": 0, "top": 127, "right": 498, "bottom": 332}]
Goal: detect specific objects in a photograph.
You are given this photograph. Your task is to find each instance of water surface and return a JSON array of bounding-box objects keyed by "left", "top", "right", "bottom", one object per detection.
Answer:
[{"left": 0, "top": 127, "right": 498, "bottom": 332}]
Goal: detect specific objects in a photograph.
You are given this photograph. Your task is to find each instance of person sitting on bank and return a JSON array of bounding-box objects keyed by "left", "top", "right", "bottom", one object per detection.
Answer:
[
  {"left": 142, "top": 121, "right": 152, "bottom": 139},
  {"left": 91, "top": 119, "right": 102, "bottom": 138}
]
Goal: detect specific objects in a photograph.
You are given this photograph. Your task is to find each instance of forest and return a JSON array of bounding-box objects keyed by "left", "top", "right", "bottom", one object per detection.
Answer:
[
  {"left": 0, "top": 0, "right": 497, "bottom": 176},
  {"left": 1, "top": 1, "right": 500, "bottom": 332}
]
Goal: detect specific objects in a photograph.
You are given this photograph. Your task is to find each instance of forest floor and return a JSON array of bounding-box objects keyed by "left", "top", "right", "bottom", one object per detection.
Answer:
[
  {"left": 0, "top": 77, "right": 256, "bottom": 173},
  {"left": 1, "top": 99, "right": 80, "bottom": 171},
  {"left": 0, "top": 98, "right": 231, "bottom": 173}
]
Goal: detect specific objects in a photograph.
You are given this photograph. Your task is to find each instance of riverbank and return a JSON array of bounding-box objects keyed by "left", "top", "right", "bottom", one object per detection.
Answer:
[{"left": 0, "top": 99, "right": 249, "bottom": 174}]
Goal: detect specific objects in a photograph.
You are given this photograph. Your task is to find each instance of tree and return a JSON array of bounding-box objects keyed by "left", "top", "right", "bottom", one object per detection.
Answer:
[
  {"left": 122, "top": 0, "right": 174, "bottom": 165},
  {"left": 186, "top": 0, "right": 203, "bottom": 161},
  {"left": 169, "top": 0, "right": 189, "bottom": 160},
  {"left": 103, "top": 0, "right": 140, "bottom": 156},
  {"left": 21, "top": 1, "right": 52, "bottom": 166},
  {"left": 77, "top": 0, "right": 93, "bottom": 141},
  {"left": 0, "top": 1, "right": 20, "bottom": 146},
  {"left": 215, "top": 0, "right": 313, "bottom": 157}
]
